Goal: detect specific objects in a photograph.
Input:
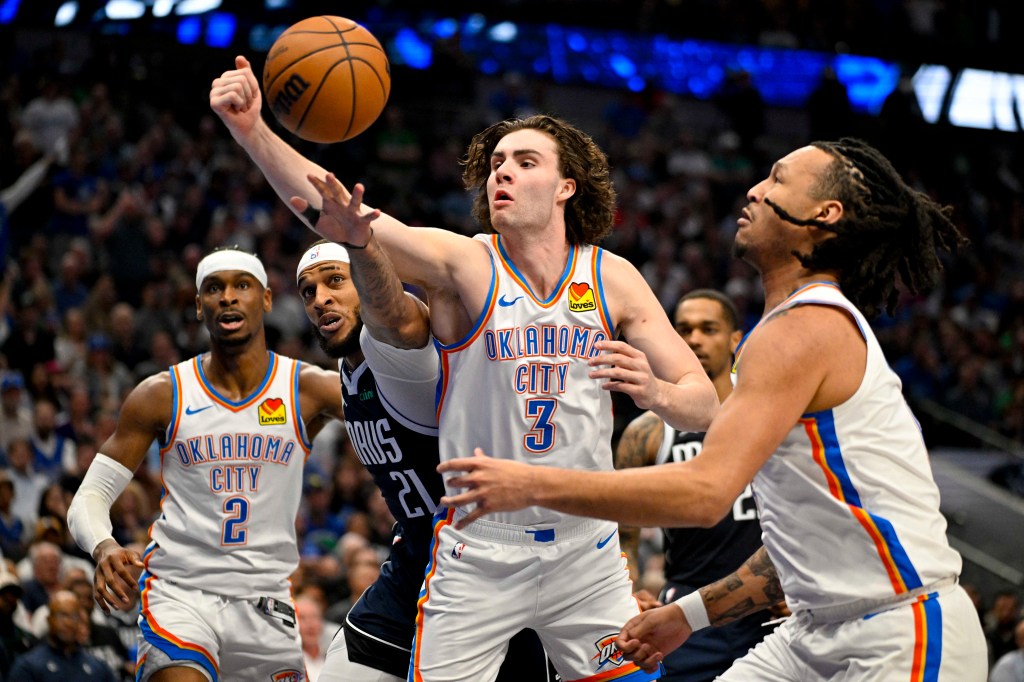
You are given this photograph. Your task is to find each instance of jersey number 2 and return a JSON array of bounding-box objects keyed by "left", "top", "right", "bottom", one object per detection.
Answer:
[
  {"left": 524, "top": 398, "right": 557, "bottom": 453},
  {"left": 222, "top": 496, "right": 249, "bottom": 545}
]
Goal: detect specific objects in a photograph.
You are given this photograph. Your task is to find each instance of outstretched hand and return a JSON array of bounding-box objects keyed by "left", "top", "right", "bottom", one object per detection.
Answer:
[
  {"left": 293, "top": 174, "right": 379, "bottom": 246},
  {"left": 589, "top": 339, "right": 663, "bottom": 410},
  {"left": 436, "top": 448, "right": 537, "bottom": 529},
  {"left": 92, "top": 539, "right": 144, "bottom": 614},
  {"left": 209, "top": 55, "right": 262, "bottom": 140},
  {"left": 616, "top": 602, "right": 694, "bottom": 673}
]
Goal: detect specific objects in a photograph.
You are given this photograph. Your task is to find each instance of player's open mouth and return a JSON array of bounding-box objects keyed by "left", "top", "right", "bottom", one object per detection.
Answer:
[
  {"left": 217, "top": 312, "right": 245, "bottom": 331},
  {"left": 318, "top": 312, "right": 343, "bottom": 334},
  {"left": 493, "top": 190, "right": 513, "bottom": 206}
]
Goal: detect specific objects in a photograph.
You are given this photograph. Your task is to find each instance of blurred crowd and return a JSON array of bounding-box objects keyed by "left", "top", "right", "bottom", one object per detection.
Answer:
[{"left": 1, "top": 6, "right": 1024, "bottom": 677}]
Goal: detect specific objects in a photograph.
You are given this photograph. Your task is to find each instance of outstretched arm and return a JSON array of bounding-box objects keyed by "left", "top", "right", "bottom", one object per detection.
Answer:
[
  {"left": 211, "top": 57, "right": 480, "bottom": 289},
  {"left": 615, "top": 546, "right": 784, "bottom": 672},
  {"left": 438, "top": 306, "right": 838, "bottom": 528}
]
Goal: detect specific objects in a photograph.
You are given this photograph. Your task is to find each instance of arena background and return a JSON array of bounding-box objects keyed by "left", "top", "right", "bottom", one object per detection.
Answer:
[{"left": 0, "top": 0, "right": 1022, "bottom": 673}]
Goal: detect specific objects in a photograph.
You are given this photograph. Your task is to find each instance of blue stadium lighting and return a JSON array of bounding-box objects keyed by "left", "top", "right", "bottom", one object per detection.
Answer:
[
  {"left": 912, "top": 65, "right": 952, "bottom": 124},
  {"left": 609, "top": 54, "right": 636, "bottom": 79},
  {"left": 532, "top": 58, "right": 549, "bottom": 75},
  {"left": 0, "top": 0, "right": 20, "bottom": 25},
  {"left": 205, "top": 12, "right": 235, "bottom": 48},
  {"left": 177, "top": 15, "right": 201, "bottom": 44},
  {"left": 464, "top": 14, "right": 486, "bottom": 35},
  {"left": 567, "top": 32, "right": 587, "bottom": 53},
  {"left": 627, "top": 76, "right": 645, "bottom": 92},
  {"left": 489, "top": 21, "right": 517, "bottom": 43},
  {"left": 54, "top": 1, "right": 77, "bottom": 26},
  {"left": 834, "top": 55, "right": 900, "bottom": 115},
  {"left": 264, "top": 0, "right": 290, "bottom": 9},
  {"left": 433, "top": 17, "right": 458, "bottom": 40},
  {"left": 480, "top": 58, "right": 500, "bottom": 75},
  {"left": 393, "top": 27, "right": 432, "bottom": 70}
]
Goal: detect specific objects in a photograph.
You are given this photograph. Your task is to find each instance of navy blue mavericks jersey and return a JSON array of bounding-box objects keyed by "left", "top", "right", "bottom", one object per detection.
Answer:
[
  {"left": 340, "top": 360, "right": 445, "bottom": 675},
  {"left": 659, "top": 429, "right": 763, "bottom": 587}
]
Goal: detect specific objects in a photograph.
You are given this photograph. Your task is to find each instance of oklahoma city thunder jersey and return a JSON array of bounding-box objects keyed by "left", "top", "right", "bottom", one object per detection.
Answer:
[
  {"left": 145, "top": 352, "right": 310, "bottom": 598},
  {"left": 737, "top": 282, "right": 961, "bottom": 613},
  {"left": 437, "top": 234, "right": 614, "bottom": 528}
]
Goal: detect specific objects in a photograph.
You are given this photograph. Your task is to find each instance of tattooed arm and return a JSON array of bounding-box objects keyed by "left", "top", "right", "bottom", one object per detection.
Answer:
[
  {"left": 615, "top": 412, "right": 666, "bottom": 610},
  {"left": 699, "top": 545, "right": 784, "bottom": 625},
  {"left": 614, "top": 411, "right": 664, "bottom": 583}
]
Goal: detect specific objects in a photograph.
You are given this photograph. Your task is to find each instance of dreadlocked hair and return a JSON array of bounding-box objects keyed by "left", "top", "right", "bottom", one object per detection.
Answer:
[
  {"left": 794, "top": 138, "right": 967, "bottom": 319},
  {"left": 460, "top": 115, "right": 617, "bottom": 245}
]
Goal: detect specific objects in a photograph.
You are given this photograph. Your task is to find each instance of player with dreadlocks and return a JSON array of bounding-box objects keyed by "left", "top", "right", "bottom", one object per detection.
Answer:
[{"left": 438, "top": 138, "right": 988, "bottom": 680}]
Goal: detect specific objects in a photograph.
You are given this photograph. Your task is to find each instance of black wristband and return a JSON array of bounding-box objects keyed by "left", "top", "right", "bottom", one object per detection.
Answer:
[
  {"left": 339, "top": 227, "right": 373, "bottom": 250},
  {"left": 302, "top": 206, "right": 320, "bottom": 227}
]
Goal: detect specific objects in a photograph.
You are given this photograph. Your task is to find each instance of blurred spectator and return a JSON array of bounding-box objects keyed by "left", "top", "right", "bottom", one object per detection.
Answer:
[
  {"left": 71, "top": 333, "right": 134, "bottom": 413},
  {"left": 31, "top": 399, "right": 77, "bottom": 480},
  {"left": 110, "top": 480, "right": 151, "bottom": 547},
  {"left": 55, "top": 307, "right": 89, "bottom": 372},
  {"left": 296, "top": 595, "right": 326, "bottom": 682},
  {"left": 713, "top": 70, "right": 764, "bottom": 157},
  {"left": 0, "top": 471, "right": 26, "bottom": 561},
  {"left": 806, "top": 67, "right": 855, "bottom": 141},
  {"left": 19, "top": 78, "right": 78, "bottom": 156},
  {"left": 0, "top": 570, "right": 37, "bottom": 677},
  {"left": 107, "top": 303, "right": 148, "bottom": 372},
  {"left": 0, "top": 291, "right": 56, "bottom": 378},
  {"left": 987, "top": 591, "right": 1023, "bottom": 664},
  {"left": 20, "top": 541, "right": 63, "bottom": 614},
  {"left": 990, "top": 619, "right": 1024, "bottom": 682},
  {"left": 9, "top": 589, "right": 116, "bottom": 681},
  {"left": 324, "top": 544, "right": 381, "bottom": 625},
  {"left": 298, "top": 473, "right": 348, "bottom": 558},
  {"left": 6, "top": 439, "right": 47, "bottom": 531},
  {"left": 0, "top": 371, "right": 33, "bottom": 455}
]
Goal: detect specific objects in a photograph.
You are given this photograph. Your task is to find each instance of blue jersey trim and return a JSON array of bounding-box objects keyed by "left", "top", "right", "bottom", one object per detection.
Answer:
[
  {"left": 806, "top": 408, "right": 924, "bottom": 591},
  {"left": 496, "top": 234, "right": 576, "bottom": 305},
  {"left": 594, "top": 248, "right": 614, "bottom": 334},
  {"left": 196, "top": 351, "right": 277, "bottom": 407}
]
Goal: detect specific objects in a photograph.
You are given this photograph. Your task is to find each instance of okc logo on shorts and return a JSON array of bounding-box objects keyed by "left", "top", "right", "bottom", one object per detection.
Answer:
[
  {"left": 258, "top": 398, "right": 287, "bottom": 426},
  {"left": 567, "top": 282, "right": 597, "bottom": 313},
  {"left": 270, "top": 670, "right": 301, "bottom": 682},
  {"left": 451, "top": 542, "right": 466, "bottom": 559},
  {"left": 591, "top": 634, "right": 624, "bottom": 670}
]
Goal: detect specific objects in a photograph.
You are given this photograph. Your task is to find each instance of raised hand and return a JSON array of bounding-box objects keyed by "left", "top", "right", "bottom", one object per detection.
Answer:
[
  {"left": 210, "top": 55, "right": 263, "bottom": 139},
  {"left": 294, "top": 174, "right": 380, "bottom": 247}
]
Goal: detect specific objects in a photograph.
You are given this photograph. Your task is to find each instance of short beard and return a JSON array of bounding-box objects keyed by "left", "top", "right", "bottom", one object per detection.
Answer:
[
  {"left": 318, "top": 318, "right": 363, "bottom": 360},
  {"left": 216, "top": 332, "right": 252, "bottom": 349}
]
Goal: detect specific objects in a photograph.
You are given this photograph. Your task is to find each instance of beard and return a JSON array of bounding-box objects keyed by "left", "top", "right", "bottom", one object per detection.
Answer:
[
  {"left": 216, "top": 331, "right": 253, "bottom": 349},
  {"left": 318, "top": 318, "right": 363, "bottom": 360}
]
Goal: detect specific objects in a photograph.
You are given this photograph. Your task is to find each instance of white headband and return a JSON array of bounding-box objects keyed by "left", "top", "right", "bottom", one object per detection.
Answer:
[
  {"left": 195, "top": 250, "right": 268, "bottom": 290},
  {"left": 296, "top": 243, "right": 351, "bottom": 284}
]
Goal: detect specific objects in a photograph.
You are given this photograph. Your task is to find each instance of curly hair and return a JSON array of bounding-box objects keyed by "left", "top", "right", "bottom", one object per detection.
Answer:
[
  {"left": 764, "top": 138, "right": 968, "bottom": 319},
  {"left": 460, "top": 115, "right": 616, "bottom": 246}
]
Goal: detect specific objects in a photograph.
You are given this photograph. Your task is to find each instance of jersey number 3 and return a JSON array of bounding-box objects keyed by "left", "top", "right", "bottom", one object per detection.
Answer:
[{"left": 524, "top": 398, "right": 558, "bottom": 453}]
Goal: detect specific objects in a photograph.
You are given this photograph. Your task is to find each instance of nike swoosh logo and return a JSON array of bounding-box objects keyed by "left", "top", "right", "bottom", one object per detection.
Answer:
[
  {"left": 596, "top": 530, "right": 617, "bottom": 549},
  {"left": 498, "top": 295, "right": 523, "bottom": 307},
  {"left": 185, "top": 405, "right": 213, "bottom": 415}
]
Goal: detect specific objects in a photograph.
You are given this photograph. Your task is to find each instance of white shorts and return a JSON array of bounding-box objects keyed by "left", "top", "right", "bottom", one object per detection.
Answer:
[
  {"left": 320, "top": 629, "right": 404, "bottom": 682},
  {"left": 410, "top": 509, "right": 658, "bottom": 682},
  {"left": 136, "top": 571, "right": 305, "bottom": 682},
  {"left": 721, "top": 585, "right": 987, "bottom": 681}
]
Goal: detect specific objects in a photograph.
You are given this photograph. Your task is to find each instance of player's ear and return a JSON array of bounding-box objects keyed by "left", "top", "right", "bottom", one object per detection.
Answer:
[
  {"left": 264, "top": 287, "right": 273, "bottom": 312},
  {"left": 557, "top": 178, "right": 576, "bottom": 202},
  {"left": 729, "top": 329, "right": 743, "bottom": 353},
  {"left": 195, "top": 295, "right": 203, "bottom": 321}
]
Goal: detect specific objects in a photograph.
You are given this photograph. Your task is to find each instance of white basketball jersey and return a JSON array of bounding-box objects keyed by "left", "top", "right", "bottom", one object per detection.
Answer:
[
  {"left": 145, "top": 352, "right": 310, "bottom": 598},
  {"left": 736, "top": 282, "right": 961, "bottom": 612},
  {"left": 437, "top": 234, "right": 614, "bottom": 528}
]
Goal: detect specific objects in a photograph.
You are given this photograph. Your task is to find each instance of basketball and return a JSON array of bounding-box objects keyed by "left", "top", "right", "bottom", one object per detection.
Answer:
[{"left": 262, "top": 16, "right": 390, "bottom": 144}]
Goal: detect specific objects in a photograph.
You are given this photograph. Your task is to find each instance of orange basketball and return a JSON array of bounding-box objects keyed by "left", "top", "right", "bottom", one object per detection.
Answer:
[{"left": 263, "top": 16, "right": 390, "bottom": 144}]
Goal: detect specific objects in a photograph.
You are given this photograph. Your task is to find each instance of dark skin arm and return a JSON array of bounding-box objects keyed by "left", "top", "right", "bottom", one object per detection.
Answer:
[
  {"left": 298, "top": 363, "right": 345, "bottom": 441},
  {"left": 90, "top": 374, "right": 173, "bottom": 613},
  {"left": 616, "top": 546, "right": 785, "bottom": 672},
  {"left": 615, "top": 411, "right": 665, "bottom": 610}
]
